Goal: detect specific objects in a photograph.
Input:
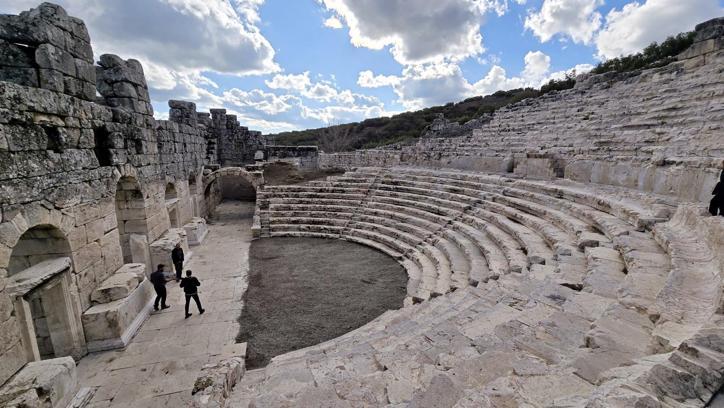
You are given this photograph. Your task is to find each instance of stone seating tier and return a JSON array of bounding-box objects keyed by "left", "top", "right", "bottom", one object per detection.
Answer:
[{"left": 243, "top": 165, "right": 723, "bottom": 406}]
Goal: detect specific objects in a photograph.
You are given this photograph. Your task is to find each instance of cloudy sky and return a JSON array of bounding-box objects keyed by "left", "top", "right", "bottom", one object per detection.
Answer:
[{"left": 3, "top": 0, "right": 722, "bottom": 133}]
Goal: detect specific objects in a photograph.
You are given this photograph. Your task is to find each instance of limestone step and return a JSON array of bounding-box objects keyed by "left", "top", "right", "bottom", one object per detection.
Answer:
[
  {"left": 459, "top": 213, "right": 528, "bottom": 274},
  {"left": 650, "top": 207, "right": 720, "bottom": 333},
  {"left": 452, "top": 221, "right": 508, "bottom": 280},
  {"left": 388, "top": 167, "right": 672, "bottom": 229},
  {"left": 470, "top": 206, "right": 555, "bottom": 266}
]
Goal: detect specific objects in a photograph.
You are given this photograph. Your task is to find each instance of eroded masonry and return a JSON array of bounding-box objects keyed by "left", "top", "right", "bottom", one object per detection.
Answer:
[
  {"left": 0, "top": 3, "right": 313, "bottom": 406},
  {"left": 1, "top": 3, "right": 724, "bottom": 408}
]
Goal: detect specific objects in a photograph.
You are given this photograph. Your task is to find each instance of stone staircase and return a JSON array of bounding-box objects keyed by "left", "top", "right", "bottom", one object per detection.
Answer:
[{"left": 231, "top": 166, "right": 724, "bottom": 407}]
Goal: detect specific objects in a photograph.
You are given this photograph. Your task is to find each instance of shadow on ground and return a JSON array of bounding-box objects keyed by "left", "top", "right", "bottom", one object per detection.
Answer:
[{"left": 238, "top": 237, "right": 407, "bottom": 368}]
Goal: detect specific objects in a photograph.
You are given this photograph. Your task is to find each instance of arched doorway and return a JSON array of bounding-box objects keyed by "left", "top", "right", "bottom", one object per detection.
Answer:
[
  {"left": 165, "top": 182, "right": 180, "bottom": 228},
  {"left": 7, "top": 225, "right": 85, "bottom": 362},
  {"left": 202, "top": 168, "right": 262, "bottom": 219},
  {"left": 220, "top": 174, "right": 256, "bottom": 201},
  {"left": 8, "top": 225, "right": 71, "bottom": 276},
  {"left": 115, "top": 177, "right": 148, "bottom": 263}
]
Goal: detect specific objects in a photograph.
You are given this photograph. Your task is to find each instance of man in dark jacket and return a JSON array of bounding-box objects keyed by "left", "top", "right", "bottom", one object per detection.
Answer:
[
  {"left": 171, "top": 243, "right": 184, "bottom": 282},
  {"left": 180, "top": 270, "right": 205, "bottom": 319},
  {"left": 710, "top": 171, "right": 724, "bottom": 216},
  {"left": 150, "top": 264, "right": 170, "bottom": 311}
]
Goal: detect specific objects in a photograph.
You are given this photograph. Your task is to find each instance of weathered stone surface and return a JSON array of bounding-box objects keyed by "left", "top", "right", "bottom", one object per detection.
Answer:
[
  {"left": 89, "top": 267, "right": 143, "bottom": 304},
  {"left": 35, "top": 44, "right": 75, "bottom": 76},
  {"left": 192, "top": 343, "right": 247, "bottom": 408},
  {"left": 0, "top": 357, "right": 77, "bottom": 408},
  {"left": 184, "top": 217, "right": 208, "bottom": 246},
  {"left": 82, "top": 278, "right": 153, "bottom": 351}
]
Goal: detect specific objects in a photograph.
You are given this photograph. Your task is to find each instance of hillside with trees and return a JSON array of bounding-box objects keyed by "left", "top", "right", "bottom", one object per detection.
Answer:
[
  {"left": 269, "top": 88, "right": 541, "bottom": 152},
  {"left": 269, "top": 31, "right": 694, "bottom": 153}
]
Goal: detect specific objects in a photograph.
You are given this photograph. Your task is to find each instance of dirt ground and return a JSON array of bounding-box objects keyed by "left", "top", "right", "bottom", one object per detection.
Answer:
[
  {"left": 262, "top": 161, "right": 344, "bottom": 185},
  {"left": 237, "top": 237, "right": 407, "bottom": 368}
]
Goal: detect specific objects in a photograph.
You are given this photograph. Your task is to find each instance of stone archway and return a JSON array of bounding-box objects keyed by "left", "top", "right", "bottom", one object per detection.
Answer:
[
  {"left": 202, "top": 167, "right": 263, "bottom": 217},
  {"left": 6, "top": 225, "right": 86, "bottom": 364},
  {"left": 203, "top": 167, "right": 264, "bottom": 192}
]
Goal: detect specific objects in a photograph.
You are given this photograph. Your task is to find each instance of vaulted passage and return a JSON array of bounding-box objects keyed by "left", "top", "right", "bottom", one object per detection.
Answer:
[
  {"left": 238, "top": 237, "right": 407, "bottom": 368},
  {"left": 220, "top": 174, "right": 256, "bottom": 201}
]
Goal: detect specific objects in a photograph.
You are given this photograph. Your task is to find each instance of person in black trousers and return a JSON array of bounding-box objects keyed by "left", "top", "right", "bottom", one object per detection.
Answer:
[
  {"left": 150, "top": 264, "right": 170, "bottom": 311},
  {"left": 171, "top": 243, "right": 184, "bottom": 282},
  {"left": 180, "top": 270, "right": 205, "bottom": 319},
  {"left": 710, "top": 171, "right": 724, "bottom": 216}
]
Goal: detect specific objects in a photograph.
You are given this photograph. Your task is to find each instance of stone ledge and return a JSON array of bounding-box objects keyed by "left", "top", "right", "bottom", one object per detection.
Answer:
[
  {"left": 7, "top": 257, "right": 72, "bottom": 297},
  {"left": 184, "top": 217, "right": 208, "bottom": 246},
  {"left": 90, "top": 263, "right": 145, "bottom": 304},
  {"left": 0, "top": 357, "right": 77, "bottom": 408},
  {"left": 82, "top": 279, "right": 154, "bottom": 352}
]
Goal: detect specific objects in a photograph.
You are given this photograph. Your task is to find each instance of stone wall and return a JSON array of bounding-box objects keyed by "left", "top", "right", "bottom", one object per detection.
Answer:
[
  {"left": 265, "top": 145, "right": 319, "bottom": 170},
  {"left": 211, "top": 109, "right": 266, "bottom": 167},
  {"left": 0, "top": 3, "right": 264, "bottom": 387},
  {"left": 320, "top": 17, "right": 724, "bottom": 203}
]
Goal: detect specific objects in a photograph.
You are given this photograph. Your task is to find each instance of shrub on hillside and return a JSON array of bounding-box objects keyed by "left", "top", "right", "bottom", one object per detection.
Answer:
[
  {"left": 540, "top": 72, "right": 577, "bottom": 94},
  {"left": 591, "top": 32, "right": 696, "bottom": 75}
]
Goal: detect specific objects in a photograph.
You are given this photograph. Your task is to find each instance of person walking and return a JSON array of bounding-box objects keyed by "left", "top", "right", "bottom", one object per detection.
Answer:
[
  {"left": 180, "top": 270, "right": 205, "bottom": 319},
  {"left": 171, "top": 243, "right": 184, "bottom": 282},
  {"left": 150, "top": 264, "right": 170, "bottom": 311},
  {"left": 710, "top": 171, "right": 724, "bottom": 216}
]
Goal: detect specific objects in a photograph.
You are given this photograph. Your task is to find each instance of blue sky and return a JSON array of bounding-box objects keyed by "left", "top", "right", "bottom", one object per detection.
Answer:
[{"left": 4, "top": 0, "right": 723, "bottom": 133}]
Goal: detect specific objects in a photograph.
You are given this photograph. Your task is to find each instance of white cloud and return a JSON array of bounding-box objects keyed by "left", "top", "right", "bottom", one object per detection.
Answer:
[
  {"left": 521, "top": 51, "right": 551, "bottom": 82},
  {"left": 300, "top": 104, "right": 391, "bottom": 125},
  {"left": 7, "top": 0, "right": 280, "bottom": 76},
  {"left": 358, "top": 70, "right": 402, "bottom": 88},
  {"left": 265, "top": 72, "right": 313, "bottom": 92},
  {"left": 359, "top": 51, "right": 569, "bottom": 109},
  {"left": 222, "top": 89, "right": 298, "bottom": 115},
  {"left": 319, "top": 0, "right": 513, "bottom": 65},
  {"left": 324, "top": 15, "right": 344, "bottom": 29},
  {"left": 305, "top": 82, "right": 339, "bottom": 102},
  {"left": 595, "top": 0, "right": 723, "bottom": 59},
  {"left": 544, "top": 63, "right": 595, "bottom": 82},
  {"left": 524, "top": 0, "right": 603, "bottom": 44}
]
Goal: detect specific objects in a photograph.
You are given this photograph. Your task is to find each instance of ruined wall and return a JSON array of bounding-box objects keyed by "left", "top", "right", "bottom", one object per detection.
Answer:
[
  {"left": 0, "top": 3, "right": 261, "bottom": 386},
  {"left": 321, "top": 18, "right": 724, "bottom": 203},
  {"left": 266, "top": 145, "right": 319, "bottom": 170},
  {"left": 210, "top": 109, "right": 266, "bottom": 167}
]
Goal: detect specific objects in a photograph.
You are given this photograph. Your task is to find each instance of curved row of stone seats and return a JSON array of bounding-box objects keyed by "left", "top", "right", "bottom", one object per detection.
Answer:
[
  {"left": 587, "top": 205, "right": 723, "bottom": 407},
  {"left": 262, "top": 164, "right": 680, "bottom": 308},
  {"left": 338, "top": 167, "right": 675, "bottom": 316},
  {"left": 234, "top": 200, "right": 722, "bottom": 406},
  {"left": 263, "top": 188, "right": 453, "bottom": 299},
  {"left": 262, "top": 180, "right": 504, "bottom": 299}
]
